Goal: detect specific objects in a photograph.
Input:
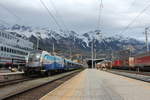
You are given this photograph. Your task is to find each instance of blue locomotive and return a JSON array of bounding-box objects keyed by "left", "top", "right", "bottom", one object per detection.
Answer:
[{"left": 25, "top": 50, "right": 82, "bottom": 75}]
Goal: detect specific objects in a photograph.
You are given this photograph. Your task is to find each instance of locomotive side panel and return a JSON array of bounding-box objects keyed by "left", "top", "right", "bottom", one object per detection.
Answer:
[
  {"left": 112, "top": 60, "right": 123, "bottom": 68},
  {"left": 134, "top": 55, "right": 150, "bottom": 67}
]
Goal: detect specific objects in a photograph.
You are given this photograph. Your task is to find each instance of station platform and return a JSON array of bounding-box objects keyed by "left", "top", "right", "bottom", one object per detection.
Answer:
[
  {"left": 0, "top": 71, "right": 24, "bottom": 82},
  {"left": 40, "top": 69, "right": 150, "bottom": 100},
  {"left": 0, "top": 71, "right": 24, "bottom": 75}
]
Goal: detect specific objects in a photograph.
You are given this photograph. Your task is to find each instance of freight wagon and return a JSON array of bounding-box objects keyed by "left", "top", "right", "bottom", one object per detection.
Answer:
[{"left": 112, "top": 52, "right": 150, "bottom": 71}]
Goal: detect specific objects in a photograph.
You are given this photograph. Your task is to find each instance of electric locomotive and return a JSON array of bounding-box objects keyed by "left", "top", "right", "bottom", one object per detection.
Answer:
[{"left": 25, "top": 50, "right": 82, "bottom": 75}]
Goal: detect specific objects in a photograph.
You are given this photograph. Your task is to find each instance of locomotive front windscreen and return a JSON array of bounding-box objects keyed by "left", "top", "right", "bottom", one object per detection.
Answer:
[{"left": 28, "top": 52, "right": 41, "bottom": 62}]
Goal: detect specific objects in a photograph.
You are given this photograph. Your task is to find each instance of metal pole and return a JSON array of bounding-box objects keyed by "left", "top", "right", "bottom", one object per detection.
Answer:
[
  {"left": 145, "top": 27, "right": 149, "bottom": 52},
  {"left": 91, "top": 39, "right": 94, "bottom": 69},
  {"left": 111, "top": 51, "right": 114, "bottom": 61},
  {"left": 53, "top": 43, "right": 55, "bottom": 55},
  {"left": 36, "top": 32, "right": 41, "bottom": 50},
  {"left": 70, "top": 48, "right": 72, "bottom": 60},
  {"left": 37, "top": 37, "right": 39, "bottom": 50}
]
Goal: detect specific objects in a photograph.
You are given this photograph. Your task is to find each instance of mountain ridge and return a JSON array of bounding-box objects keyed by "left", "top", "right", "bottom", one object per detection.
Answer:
[{"left": 0, "top": 24, "right": 146, "bottom": 58}]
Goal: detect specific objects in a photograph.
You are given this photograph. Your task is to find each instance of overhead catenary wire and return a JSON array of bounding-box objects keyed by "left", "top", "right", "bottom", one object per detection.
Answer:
[
  {"left": 96, "top": 0, "right": 113, "bottom": 58},
  {"left": 39, "top": 0, "right": 62, "bottom": 30},
  {"left": 118, "top": 1, "right": 150, "bottom": 54},
  {"left": 0, "top": 18, "right": 10, "bottom": 26},
  {"left": 127, "top": 0, "right": 137, "bottom": 10},
  {"left": 0, "top": 3, "right": 22, "bottom": 22},
  {"left": 119, "top": 3, "right": 150, "bottom": 35},
  {"left": 49, "top": 0, "right": 69, "bottom": 31},
  {"left": 48, "top": 0, "right": 75, "bottom": 57}
]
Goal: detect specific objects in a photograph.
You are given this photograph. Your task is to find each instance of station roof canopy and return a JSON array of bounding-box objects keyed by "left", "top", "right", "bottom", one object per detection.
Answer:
[{"left": 86, "top": 58, "right": 105, "bottom": 68}]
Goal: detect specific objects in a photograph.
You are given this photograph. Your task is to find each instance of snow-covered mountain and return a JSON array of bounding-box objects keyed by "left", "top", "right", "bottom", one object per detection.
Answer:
[{"left": 0, "top": 24, "right": 146, "bottom": 57}]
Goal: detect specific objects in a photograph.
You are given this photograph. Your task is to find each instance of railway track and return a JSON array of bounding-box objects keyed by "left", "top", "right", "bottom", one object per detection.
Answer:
[
  {"left": 0, "top": 78, "right": 33, "bottom": 87},
  {"left": 1, "top": 69, "right": 83, "bottom": 100},
  {"left": 106, "top": 69, "right": 150, "bottom": 83},
  {"left": 110, "top": 69, "right": 150, "bottom": 76}
]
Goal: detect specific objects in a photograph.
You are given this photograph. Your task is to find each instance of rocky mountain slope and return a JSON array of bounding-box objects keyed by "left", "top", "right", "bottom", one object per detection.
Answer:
[{"left": 0, "top": 24, "right": 146, "bottom": 58}]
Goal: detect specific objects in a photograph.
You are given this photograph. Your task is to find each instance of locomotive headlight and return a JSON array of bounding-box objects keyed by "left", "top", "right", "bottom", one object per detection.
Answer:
[{"left": 36, "top": 55, "right": 40, "bottom": 59}]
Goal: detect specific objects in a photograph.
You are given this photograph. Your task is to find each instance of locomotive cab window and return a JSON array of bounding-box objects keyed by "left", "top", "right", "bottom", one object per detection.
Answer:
[{"left": 28, "top": 52, "right": 41, "bottom": 61}]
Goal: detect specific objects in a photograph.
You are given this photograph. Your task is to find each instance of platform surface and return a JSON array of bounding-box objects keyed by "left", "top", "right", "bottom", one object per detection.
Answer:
[
  {"left": 40, "top": 69, "right": 150, "bottom": 100},
  {"left": 0, "top": 71, "right": 24, "bottom": 75}
]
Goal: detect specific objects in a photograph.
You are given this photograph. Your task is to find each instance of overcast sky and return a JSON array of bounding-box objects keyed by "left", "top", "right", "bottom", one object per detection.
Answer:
[{"left": 0, "top": 0, "right": 150, "bottom": 40}]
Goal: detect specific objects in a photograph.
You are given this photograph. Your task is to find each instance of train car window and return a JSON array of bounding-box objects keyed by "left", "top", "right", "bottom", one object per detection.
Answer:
[
  {"left": 18, "top": 50, "right": 21, "bottom": 54},
  {"left": 7, "top": 34, "right": 9, "bottom": 39},
  {"left": 10, "top": 48, "right": 12, "bottom": 53},
  {"left": 1, "top": 47, "right": 3, "bottom": 51},
  {"left": 4, "top": 34, "right": 7, "bottom": 38},
  {"left": 14, "top": 50, "right": 16, "bottom": 54},
  {"left": 7, "top": 48, "right": 9, "bottom": 52},
  {"left": 18, "top": 51, "right": 20, "bottom": 54},
  {"left": 5, "top": 34, "right": 8, "bottom": 39},
  {"left": 2, "top": 32, "right": 4, "bottom": 37},
  {"left": 4, "top": 47, "right": 6, "bottom": 52}
]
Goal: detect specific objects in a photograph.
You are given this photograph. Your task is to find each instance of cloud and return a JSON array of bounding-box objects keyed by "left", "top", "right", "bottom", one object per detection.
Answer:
[{"left": 0, "top": 0, "right": 150, "bottom": 40}]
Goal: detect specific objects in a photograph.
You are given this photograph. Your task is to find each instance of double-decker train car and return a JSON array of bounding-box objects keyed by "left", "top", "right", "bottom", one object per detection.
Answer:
[
  {"left": 25, "top": 50, "right": 82, "bottom": 75},
  {"left": 0, "top": 31, "right": 33, "bottom": 70}
]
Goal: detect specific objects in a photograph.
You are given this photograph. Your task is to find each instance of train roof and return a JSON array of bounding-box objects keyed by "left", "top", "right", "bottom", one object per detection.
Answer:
[
  {"left": 29, "top": 50, "right": 83, "bottom": 65},
  {"left": 134, "top": 52, "right": 150, "bottom": 58},
  {"left": 64, "top": 59, "right": 81, "bottom": 65}
]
